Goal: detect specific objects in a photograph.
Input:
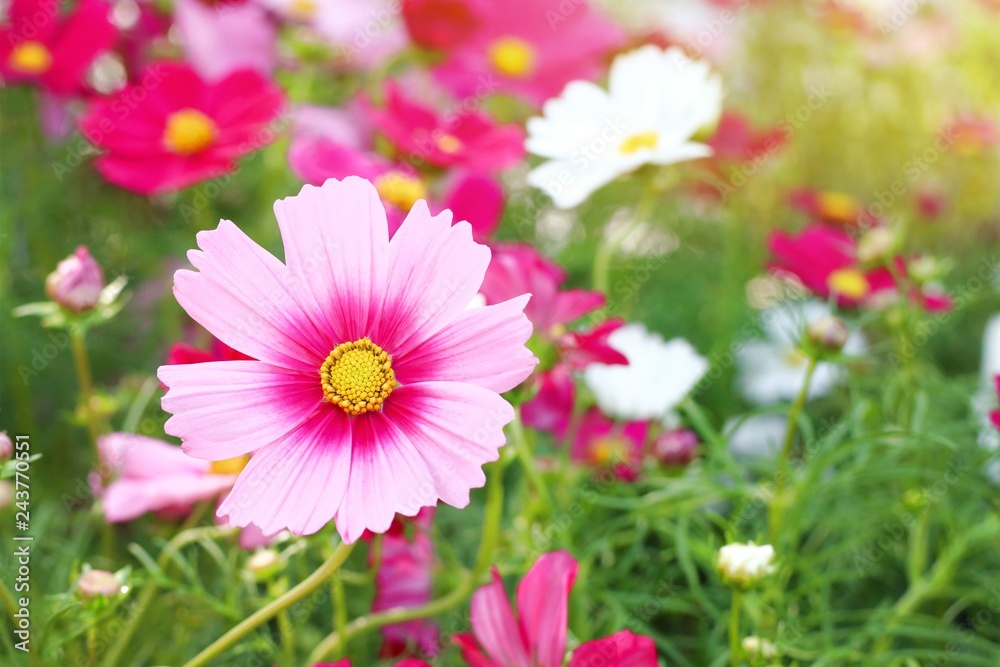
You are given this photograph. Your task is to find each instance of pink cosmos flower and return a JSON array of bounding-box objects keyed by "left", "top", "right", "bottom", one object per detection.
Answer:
[
  {"left": 369, "top": 508, "right": 439, "bottom": 657},
  {"left": 788, "top": 188, "right": 879, "bottom": 229},
  {"left": 992, "top": 377, "right": 1000, "bottom": 432},
  {"left": 707, "top": 111, "right": 785, "bottom": 165},
  {"left": 289, "top": 104, "right": 503, "bottom": 238},
  {"left": 454, "top": 551, "right": 658, "bottom": 667},
  {"left": 311, "top": 660, "right": 430, "bottom": 667},
  {"left": 521, "top": 365, "right": 575, "bottom": 441},
  {"left": 403, "top": 0, "right": 486, "bottom": 50},
  {"left": 433, "top": 0, "right": 624, "bottom": 107},
  {"left": 768, "top": 224, "right": 951, "bottom": 312},
  {"left": 158, "top": 177, "right": 537, "bottom": 543},
  {"left": 479, "top": 244, "right": 604, "bottom": 338},
  {"left": 95, "top": 432, "right": 243, "bottom": 523},
  {"left": 367, "top": 82, "right": 525, "bottom": 172},
  {"left": 0, "top": 0, "right": 117, "bottom": 95},
  {"left": 572, "top": 409, "right": 649, "bottom": 481},
  {"left": 175, "top": 0, "right": 276, "bottom": 80},
  {"left": 943, "top": 113, "right": 1000, "bottom": 156},
  {"left": 79, "top": 62, "right": 285, "bottom": 195}
]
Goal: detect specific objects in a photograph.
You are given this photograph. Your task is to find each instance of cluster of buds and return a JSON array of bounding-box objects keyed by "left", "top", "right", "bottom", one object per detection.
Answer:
[{"left": 716, "top": 541, "right": 775, "bottom": 588}]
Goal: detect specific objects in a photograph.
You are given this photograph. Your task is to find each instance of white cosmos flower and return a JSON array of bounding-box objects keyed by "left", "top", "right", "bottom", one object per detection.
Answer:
[
  {"left": 716, "top": 541, "right": 775, "bottom": 587},
  {"left": 525, "top": 45, "right": 723, "bottom": 209},
  {"left": 584, "top": 323, "right": 708, "bottom": 421},
  {"left": 737, "top": 300, "right": 867, "bottom": 406}
]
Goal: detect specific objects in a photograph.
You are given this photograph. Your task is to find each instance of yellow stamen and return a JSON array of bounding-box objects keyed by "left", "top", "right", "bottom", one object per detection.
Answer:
[
  {"left": 488, "top": 37, "right": 536, "bottom": 77},
  {"left": 619, "top": 132, "right": 659, "bottom": 154},
  {"left": 210, "top": 455, "right": 250, "bottom": 475},
  {"left": 163, "top": 109, "right": 217, "bottom": 156},
  {"left": 320, "top": 338, "right": 397, "bottom": 416},
  {"left": 8, "top": 41, "right": 52, "bottom": 75},
  {"left": 827, "top": 268, "right": 870, "bottom": 299},
  {"left": 287, "top": 0, "right": 317, "bottom": 20},
  {"left": 436, "top": 134, "right": 462, "bottom": 154},
  {"left": 817, "top": 191, "right": 859, "bottom": 224},
  {"left": 374, "top": 171, "right": 427, "bottom": 212},
  {"left": 782, "top": 347, "right": 808, "bottom": 368},
  {"left": 590, "top": 437, "right": 628, "bottom": 466}
]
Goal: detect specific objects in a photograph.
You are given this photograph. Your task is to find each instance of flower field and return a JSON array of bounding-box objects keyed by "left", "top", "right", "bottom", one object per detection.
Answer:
[{"left": 2, "top": 0, "right": 1000, "bottom": 666}]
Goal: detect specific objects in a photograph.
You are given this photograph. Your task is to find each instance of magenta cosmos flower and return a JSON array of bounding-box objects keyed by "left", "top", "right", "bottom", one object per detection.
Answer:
[
  {"left": 434, "top": 0, "right": 624, "bottom": 106},
  {"left": 0, "top": 0, "right": 116, "bottom": 95},
  {"left": 158, "top": 177, "right": 537, "bottom": 543},
  {"left": 992, "top": 378, "right": 1000, "bottom": 432},
  {"left": 79, "top": 61, "right": 285, "bottom": 195},
  {"left": 454, "top": 551, "right": 658, "bottom": 667}
]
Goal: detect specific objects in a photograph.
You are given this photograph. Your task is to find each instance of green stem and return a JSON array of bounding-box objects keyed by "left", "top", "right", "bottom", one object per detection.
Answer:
[
  {"left": 271, "top": 579, "right": 295, "bottom": 667},
  {"left": 906, "top": 507, "right": 930, "bottom": 585},
  {"left": 769, "top": 356, "right": 819, "bottom": 544},
  {"left": 509, "top": 409, "right": 553, "bottom": 513},
  {"left": 307, "top": 453, "right": 508, "bottom": 663},
  {"left": 592, "top": 180, "right": 659, "bottom": 294},
  {"left": 183, "top": 541, "right": 357, "bottom": 667},
  {"left": 331, "top": 572, "right": 347, "bottom": 656},
  {"left": 71, "top": 328, "right": 105, "bottom": 484},
  {"left": 88, "top": 626, "right": 98, "bottom": 667},
  {"left": 100, "top": 526, "right": 236, "bottom": 667},
  {"left": 729, "top": 590, "right": 742, "bottom": 667}
]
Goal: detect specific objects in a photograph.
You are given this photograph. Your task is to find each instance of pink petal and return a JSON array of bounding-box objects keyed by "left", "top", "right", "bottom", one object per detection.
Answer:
[
  {"left": 98, "top": 432, "right": 208, "bottom": 479},
  {"left": 175, "top": 0, "right": 276, "bottom": 81},
  {"left": 381, "top": 382, "right": 513, "bottom": 508},
  {"left": 470, "top": 569, "right": 531, "bottom": 667},
  {"left": 273, "top": 177, "right": 389, "bottom": 344},
  {"left": 550, "top": 289, "right": 606, "bottom": 328},
  {"left": 218, "top": 410, "right": 353, "bottom": 536},
  {"left": 159, "top": 360, "right": 321, "bottom": 460},
  {"left": 173, "top": 219, "right": 328, "bottom": 372},
  {"left": 92, "top": 152, "right": 235, "bottom": 196},
  {"left": 333, "top": 411, "right": 438, "bottom": 543},
  {"left": 442, "top": 171, "right": 504, "bottom": 241},
  {"left": 44, "top": 0, "right": 117, "bottom": 95},
  {"left": 104, "top": 473, "right": 235, "bottom": 523},
  {"left": 516, "top": 551, "right": 577, "bottom": 667},
  {"left": 567, "top": 630, "right": 658, "bottom": 667},
  {"left": 394, "top": 295, "right": 536, "bottom": 393},
  {"left": 454, "top": 632, "right": 500, "bottom": 667},
  {"left": 375, "top": 201, "right": 491, "bottom": 356}
]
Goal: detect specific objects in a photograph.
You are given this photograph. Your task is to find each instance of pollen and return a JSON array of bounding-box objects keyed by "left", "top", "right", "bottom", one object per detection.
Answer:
[
  {"left": 619, "top": 132, "right": 659, "bottom": 154},
  {"left": 163, "top": 108, "right": 217, "bottom": 156},
  {"left": 488, "top": 37, "right": 536, "bottom": 77},
  {"left": 436, "top": 133, "right": 462, "bottom": 154},
  {"left": 320, "top": 338, "right": 397, "bottom": 416},
  {"left": 827, "top": 268, "right": 870, "bottom": 300},
  {"left": 288, "top": 0, "right": 318, "bottom": 20},
  {"left": 817, "top": 191, "right": 859, "bottom": 224},
  {"left": 9, "top": 41, "right": 52, "bottom": 75},
  {"left": 210, "top": 455, "right": 250, "bottom": 475},
  {"left": 374, "top": 171, "right": 427, "bottom": 212}
]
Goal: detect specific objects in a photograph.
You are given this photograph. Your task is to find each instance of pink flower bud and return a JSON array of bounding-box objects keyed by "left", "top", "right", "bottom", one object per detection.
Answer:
[
  {"left": 653, "top": 429, "right": 699, "bottom": 467},
  {"left": 0, "top": 433, "right": 11, "bottom": 463},
  {"left": 45, "top": 246, "right": 104, "bottom": 312},
  {"left": 76, "top": 569, "right": 122, "bottom": 599}
]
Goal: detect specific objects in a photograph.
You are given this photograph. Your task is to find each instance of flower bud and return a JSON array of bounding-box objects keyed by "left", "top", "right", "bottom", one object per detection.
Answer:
[
  {"left": 742, "top": 636, "right": 778, "bottom": 661},
  {"left": 76, "top": 569, "right": 123, "bottom": 599},
  {"left": 716, "top": 541, "right": 775, "bottom": 588},
  {"left": 806, "top": 315, "right": 849, "bottom": 354},
  {"left": 653, "top": 429, "right": 699, "bottom": 467},
  {"left": 0, "top": 432, "right": 12, "bottom": 463},
  {"left": 246, "top": 548, "right": 282, "bottom": 580},
  {"left": 45, "top": 246, "right": 105, "bottom": 312},
  {"left": 0, "top": 481, "right": 13, "bottom": 510},
  {"left": 857, "top": 227, "right": 897, "bottom": 264}
]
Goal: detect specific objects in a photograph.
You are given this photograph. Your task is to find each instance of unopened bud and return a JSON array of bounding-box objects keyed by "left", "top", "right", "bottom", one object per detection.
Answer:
[
  {"left": 742, "top": 635, "right": 778, "bottom": 661},
  {"left": 0, "top": 433, "right": 12, "bottom": 463},
  {"left": 806, "top": 315, "right": 849, "bottom": 353},
  {"left": 45, "top": 246, "right": 105, "bottom": 311},
  {"left": 76, "top": 569, "right": 123, "bottom": 599},
  {"left": 246, "top": 549, "right": 282, "bottom": 580},
  {"left": 653, "top": 429, "right": 699, "bottom": 467},
  {"left": 857, "top": 227, "right": 896, "bottom": 264}
]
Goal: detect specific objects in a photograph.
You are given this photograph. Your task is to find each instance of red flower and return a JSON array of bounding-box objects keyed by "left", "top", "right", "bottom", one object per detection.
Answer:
[
  {"left": 0, "top": 0, "right": 116, "bottom": 95},
  {"left": 403, "top": 0, "right": 486, "bottom": 50},
  {"left": 572, "top": 409, "right": 649, "bottom": 481},
  {"left": 367, "top": 82, "right": 525, "bottom": 172},
  {"left": 788, "top": 188, "right": 880, "bottom": 229},
  {"left": 79, "top": 62, "right": 285, "bottom": 195}
]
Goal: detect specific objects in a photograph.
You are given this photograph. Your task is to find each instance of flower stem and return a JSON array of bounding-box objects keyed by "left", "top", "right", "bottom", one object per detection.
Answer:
[
  {"left": 100, "top": 526, "right": 236, "bottom": 667},
  {"left": 307, "top": 452, "right": 508, "bottom": 663},
  {"left": 729, "top": 590, "right": 742, "bottom": 667},
  {"left": 509, "top": 408, "right": 553, "bottom": 514},
  {"left": 769, "top": 356, "right": 818, "bottom": 544},
  {"left": 70, "top": 328, "right": 106, "bottom": 484},
  {"left": 592, "top": 179, "right": 659, "bottom": 294},
  {"left": 182, "top": 540, "right": 356, "bottom": 667}
]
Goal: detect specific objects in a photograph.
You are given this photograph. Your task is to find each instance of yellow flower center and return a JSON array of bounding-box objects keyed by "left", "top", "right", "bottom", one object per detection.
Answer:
[
  {"left": 288, "top": 0, "right": 317, "bottom": 20},
  {"left": 782, "top": 347, "right": 808, "bottom": 368},
  {"left": 619, "top": 132, "right": 659, "bottom": 154},
  {"left": 436, "top": 133, "right": 462, "bottom": 154},
  {"left": 320, "top": 338, "right": 397, "bottom": 416},
  {"left": 374, "top": 171, "right": 427, "bottom": 212},
  {"left": 163, "top": 109, "right": 217, "bottom": 156},
  {"left": 488, "top": 37, "right": 536, "bottom": 77},
  {"left": 827, "top": 268, "right": 870, "bottom": 299},
  {"left": 210, "top": 455, "right": 250, "bottom": 475},
  {"left": 591, "top": 437, "right": 628, "bottom": 466},
  {"left": 9, "top": 41, "right": 52, "bottom": 75},
  {"left": 817, "top": 191, "right": 859, "bottom": 223}
]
